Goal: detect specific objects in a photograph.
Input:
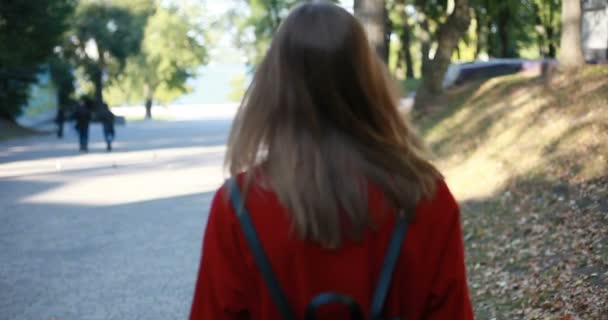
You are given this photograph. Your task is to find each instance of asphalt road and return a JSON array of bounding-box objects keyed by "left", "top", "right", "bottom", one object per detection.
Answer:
[{"left": 0, "top": 119, "right": 231, "bottom": 320}]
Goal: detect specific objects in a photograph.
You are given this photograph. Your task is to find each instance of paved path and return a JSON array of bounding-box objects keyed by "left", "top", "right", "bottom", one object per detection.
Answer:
[{"left": 0, "top": 119, "right": 231, "bottom": 320}]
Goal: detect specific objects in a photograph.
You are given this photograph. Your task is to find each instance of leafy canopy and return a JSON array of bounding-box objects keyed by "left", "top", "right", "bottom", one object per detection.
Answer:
[
  {"left": 0, "top": 0, "right": 76, "bottom": 120},
  {"left": 105, "top": 4, "right": 208, "bottom": 105}
]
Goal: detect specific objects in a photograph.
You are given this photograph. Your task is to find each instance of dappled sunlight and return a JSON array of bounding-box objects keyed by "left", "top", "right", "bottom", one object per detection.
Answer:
[
  {"left": 0, "top": 144, "right": 226, "bottom": 179},
  {"left": 1, "top": 142, "right": 226, "bottom": 206},
  {"left": 20, "top": 164, "right": 223, "bottom": 206},
  {"left": 425, "top": 70, "right": 608, "bottom": 202},
  {"left": 0, "top": 119, "right": 230, "bottom": 208},
  {"left": 572, "top": 78, "right": 608, "bottom": 101},
  {"left": 419, "top": 67, "right": 608, "bottom": 319},
  {"left": 0, "top": 141, "right": 78, "bottom": 158},
  {"left": 111, "top": 104, "right": 239, "bottom": 122}
]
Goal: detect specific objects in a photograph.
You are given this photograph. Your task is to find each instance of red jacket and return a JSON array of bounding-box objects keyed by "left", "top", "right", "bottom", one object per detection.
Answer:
[{"left": 190, "top": 177, "right": 474, "bottom": 320}]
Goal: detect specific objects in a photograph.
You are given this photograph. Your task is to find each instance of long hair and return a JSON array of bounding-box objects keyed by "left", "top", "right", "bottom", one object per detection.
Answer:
[{"left": 225, "top": 1, "right": 441, "bottom": 248}]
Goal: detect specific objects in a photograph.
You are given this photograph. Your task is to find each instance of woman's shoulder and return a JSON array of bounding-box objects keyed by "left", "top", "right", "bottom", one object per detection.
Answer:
[
  {"left": 210, "top": 172, "right": 273, "bottom": 212},
  {"left": 431, "top": 178, "right": 458, "bottom": 207},
  {"left": 413, "top": 178, "right": 460, "bottom": 226}
]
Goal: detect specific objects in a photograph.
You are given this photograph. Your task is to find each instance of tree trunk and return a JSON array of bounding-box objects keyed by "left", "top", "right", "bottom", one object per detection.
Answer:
[
  {"left": 486, "top": 18, "right": 497, "bottom": 57},
  {"left": 560, "top": 0, "right": 585, "bottom": 68},
  {"left": 419, "top": 16, "right": 432, "bottom": 76},
  {"left": 474, "top": 6, "right": 484, "bottom": 59},
  {"left": 0, "top": 79, "right": 14, "bottom": 123},
  {"left": 92, "top": 67, "right": 104, "bottom": 106},
  {"left": 414, "top": 0, "right": 471, "bottom": 111},
  {"left": 145, "top": 98, "right": 152, "bottom": 119},
  {"left": 547, "top": 0, "right": 557, "bottom": 58},
  {"left": 534, "top": 2, "right": 547, "bottom": 57},
  {"left": 94, "top": 46, "right": 105, "bottom": 106},
  {"left": 547, "top": 26, "right": 557, "bottom": 58},
  {"left": 384, "top": 7, "right": 391, "bottom": 64},
  {"left": 414, "top": 0, "right": 432, "bottom": 75},
  {"left": 268, "top": 0, "right": 281, "bottom": 32},
  {"left": 144, "top": 83, "right": 153, "bottom": 119},
  {"left": 396, "top": 0, "right": 415, "bottom": 79},
  {"left": 403, "top": 30, "right": 415, "bottom": 79},
  {"left": 354, "top": 0, "right": 388, "bottom": 62},
  {"left": 497, "top": 7, "right": 512, "bottom": 57}
]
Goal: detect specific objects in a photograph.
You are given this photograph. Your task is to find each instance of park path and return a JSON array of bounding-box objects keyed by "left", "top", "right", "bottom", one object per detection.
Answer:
[{"left": 0, "top": 119, "right": 231, "bottom": 320}]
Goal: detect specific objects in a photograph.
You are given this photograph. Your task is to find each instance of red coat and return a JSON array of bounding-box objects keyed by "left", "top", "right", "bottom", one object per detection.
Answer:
[{"left": 190, "top": 177, "right": 474, "bottom": 320}]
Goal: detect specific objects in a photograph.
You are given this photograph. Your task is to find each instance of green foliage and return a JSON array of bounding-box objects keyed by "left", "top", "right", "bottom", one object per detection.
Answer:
[
  {"left": 452, "top": 0, "right": 561, "bottom": 59},
  {"left": 232, "top": 0, "right": 296, "bottom": 66},
  {"left": 0, "top": 0, "right": 76, "bottom": 121},
  {"left": 232, "top": 0, "right": 340, "bottom": 67},
  {"left": 0, "top": 0, "right": 76, "bottom": 67},
  {"left": 473, "top": 0, "right": 537, "bottom": 58},
  {"left": 63, "top": 0, "right": 152, "bottom": 101},
  {"left": 0, "top": 74, "right": 33, "bottom": 122},
  {"left": 533, "top": 0, "right": 561, "bottom": 57},
  {"left": 387, "top": 0, "right": 563, "bottom": 86},
  {"left": 48, "top": 57, "right": 76, "bottom": 107},
  {"left": 415, "top": 0, "right": 449, "bottom": 24},
  {"left": 227, "top": 74, "right": 248, "bottom": 102},
  {"left": 105, "top": 4, "right": 208, "bottom": 106}
]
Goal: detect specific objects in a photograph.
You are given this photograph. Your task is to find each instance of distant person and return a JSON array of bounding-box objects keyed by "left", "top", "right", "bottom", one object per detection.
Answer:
[
  {"left": 190, "top": 2, "right": 473, "bottom": 320},
  {"left": 74, "top": 98, "right": 92, "bottom": 152},
  {"left": 55, "top": 106, "right": 65, "bottom": 138},
  {"left": 99, "top": 103, "right": 115, "bottom": 152}
]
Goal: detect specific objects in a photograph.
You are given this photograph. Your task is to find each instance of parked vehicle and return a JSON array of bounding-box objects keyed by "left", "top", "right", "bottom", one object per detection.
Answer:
[{"left": 443, "top": 59, "right": 557, "bottom": 88}]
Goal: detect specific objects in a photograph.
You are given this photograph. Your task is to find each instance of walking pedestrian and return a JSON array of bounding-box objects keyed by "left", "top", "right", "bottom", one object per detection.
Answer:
[
  {"left": 74, "top": 98, "right": 92, "bottom": 152},
  {"left": 190, "top": 2, "right": 474, "bottom": 320},
  {"left": 99, "top": 103, "right": 115, "bottom": 152}
]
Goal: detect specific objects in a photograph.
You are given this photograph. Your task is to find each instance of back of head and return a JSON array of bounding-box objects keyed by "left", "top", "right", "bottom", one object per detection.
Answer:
[{"left": 226, "top": 1, "right": 440, "bottom": 248}]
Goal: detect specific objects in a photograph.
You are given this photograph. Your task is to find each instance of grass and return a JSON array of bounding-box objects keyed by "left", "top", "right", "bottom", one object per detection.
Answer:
[
  {"left": 416, "top": 65, "right": 608, "bottom": 319},
  {"left": 0, "top": 119, "right": 43, "bottom": 141},
  {"left": 401, "top": 78, "right": 421, "bottom": 95}
]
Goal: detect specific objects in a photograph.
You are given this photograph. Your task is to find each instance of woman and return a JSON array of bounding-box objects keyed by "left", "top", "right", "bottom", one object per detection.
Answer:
[{"left": 190, "top": 2, "right": 474, "bottom": 319}]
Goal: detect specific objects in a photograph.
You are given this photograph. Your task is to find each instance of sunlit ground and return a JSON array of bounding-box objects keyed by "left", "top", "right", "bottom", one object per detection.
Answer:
[
  {"left": 425, "top": 73, "right": 608, "bottom": 201},
  {"left": 418, "top": 66, "right": 608, "bottom": 319},
  {"left": 0, "top": 114, "right": 232, "bottom": 319}
]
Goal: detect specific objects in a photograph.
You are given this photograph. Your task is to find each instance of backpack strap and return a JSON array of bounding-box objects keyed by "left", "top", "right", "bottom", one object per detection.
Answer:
[
  {"left": 227, "top": 177, "right": 297, "bottom": 320},
  {"left": 369, "top": 218, "right": 409, "bottom": 320},
  {"left": 305, "top": 292, "right": 364, "bottom": 320}
]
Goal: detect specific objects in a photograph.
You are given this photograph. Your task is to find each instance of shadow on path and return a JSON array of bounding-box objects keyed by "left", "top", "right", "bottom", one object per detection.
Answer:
[
  {"left": 0, "top": 119, "right": 232, "bottom": 164},
  {"left": 0, "top": 189, "right": 215, "bottom": 320}
]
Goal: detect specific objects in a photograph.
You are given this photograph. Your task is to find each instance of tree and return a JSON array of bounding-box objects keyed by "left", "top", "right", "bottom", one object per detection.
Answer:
[
  {"left": 64, "top": 1, "right": 151, "bottom": 106},
  {"left": 559, "top": 0, "right": 585, "bottom": 68},
  {"left": 355, "top": 0, "right": 390, "bottom": 62},
  {"left": 414, "top": 0, "right": 471, "bottom": 111},
  {"left": 232, "top": 0, "right": 340, "bottom": 67},
  {"left": 533, "top": 0, "right": 561, "bottom": 58},
  {"left": 391, "top": 0, "right": 415, "bottom": 78},
  {"left": 0, "top": 0, "right": 76, "bottom": 122},
  {"left": 106, "top": 5, "right": 208, "bottom": 118},
  {"left": 231, "top": 0, "right": 295, "bottom": 66},
  {"left": 470, "top": 0, "right": 540, "bottom": 59},
  {"left": 228, "top": 74, "right": 248, "bottom": 102},
  {"left": 48, "top": 57, "right": 76, "bottom": 109},
  {"left": 412, "top": 0, "right": 452, "bottom": 75}
]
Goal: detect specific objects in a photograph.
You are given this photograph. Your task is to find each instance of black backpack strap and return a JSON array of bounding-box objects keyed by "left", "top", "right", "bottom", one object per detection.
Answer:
[
  {"left": 369, "top": 218, "right": 409, "bottom": 320},
  {"left": 227, "top": 177, "right": 297, "bottom": 320},
  {"left": 305, "top": 292, "right": 364, "bottom": 320}
]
